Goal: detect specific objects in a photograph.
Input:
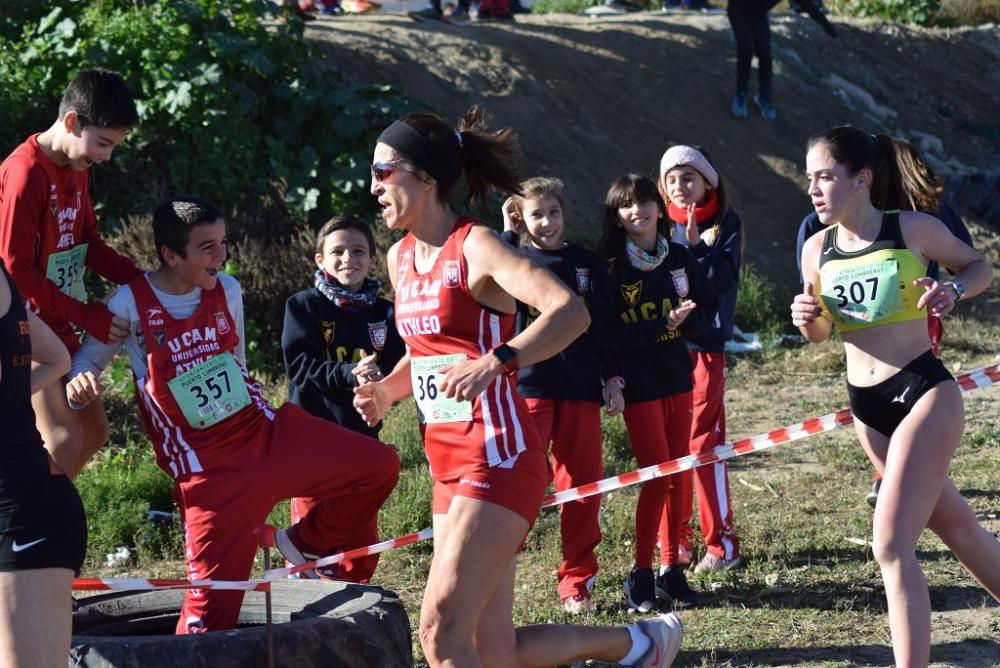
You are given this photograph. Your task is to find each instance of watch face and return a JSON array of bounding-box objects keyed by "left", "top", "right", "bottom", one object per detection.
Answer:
[{"left": 494, "top": 345, "right": 515, "bottom": 363}]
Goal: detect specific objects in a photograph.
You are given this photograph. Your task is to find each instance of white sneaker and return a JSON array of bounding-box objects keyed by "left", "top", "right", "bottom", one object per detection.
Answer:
[
  {"left": 275, "top": 527, "right": 338, "bottom": 579},
  {"left": 693, "top": 552, "right": 742, "bottom": 574},
  {"left": 635, "top": 613, "right": 683, "bottom": 667}
]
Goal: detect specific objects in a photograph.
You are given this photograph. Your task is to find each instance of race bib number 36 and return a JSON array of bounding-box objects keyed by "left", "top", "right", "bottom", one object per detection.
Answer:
[
  {"left": 821, "top": 258, "right": 902, "bottom": 325},
  {"left": 45, "top": 243, "right": 89, "bottom": 301},
  {"left": 167, "top": 352, "right": 251, "bottom": 429},
  {"left": 410, "top": 353, "right": 473, "bottom": 424}
]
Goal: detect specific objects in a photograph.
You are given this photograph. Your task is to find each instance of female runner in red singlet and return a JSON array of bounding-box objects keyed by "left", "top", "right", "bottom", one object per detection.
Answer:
[{"left": 354, "top": 108, "right": 683, "bottom": 667}]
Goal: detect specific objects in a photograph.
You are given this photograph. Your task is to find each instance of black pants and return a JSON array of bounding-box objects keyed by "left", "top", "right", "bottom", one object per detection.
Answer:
[{"left": 727, "top": 5, "right": 771, "bottom": 97}]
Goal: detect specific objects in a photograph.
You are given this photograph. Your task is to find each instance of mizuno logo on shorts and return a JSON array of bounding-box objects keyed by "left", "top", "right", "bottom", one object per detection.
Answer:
[
  {"left": 11, "top": 538, "right": 47, "bottom": 552},
  {"left": 891, "top": 386, "right": 910, "bottom": 404}
]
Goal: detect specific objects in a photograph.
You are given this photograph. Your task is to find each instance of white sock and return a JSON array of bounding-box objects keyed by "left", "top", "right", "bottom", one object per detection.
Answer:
[{"left": 619, "top": 624, "right": 651, "bottom": 666}]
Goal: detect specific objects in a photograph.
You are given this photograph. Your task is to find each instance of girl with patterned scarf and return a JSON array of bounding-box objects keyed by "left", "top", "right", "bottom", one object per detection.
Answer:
[{"left": 589, "top": 174, "right": 716, "bottom": 612}]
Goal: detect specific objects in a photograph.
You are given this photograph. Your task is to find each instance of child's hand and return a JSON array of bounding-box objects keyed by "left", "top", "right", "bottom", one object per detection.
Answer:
[
  {"left": 684, "top": 204, "right": 701, "bottom": 245},
  {"left": 791, "top": 282, "right": 823, "bottom": 327},
  {"left": 602, "top": 378, "right": 625, "bottom": 417},
  {"left": 501, "top": 197, "right": 523, "bottom": 234},
  {"left": 66, "top": 371, "right": 103, "bottom": 409},
  {"left": 352, "top": 351, "right": 383, "bottom": 385},
  {"left": 667, "top": 300, "right": 697, "bottom": 330},
  {"left": 108, "top": 315, "right": 130, "bottom": 343},
  {"left": 353, "top": 381, "right": 391, "bottom": 427}
]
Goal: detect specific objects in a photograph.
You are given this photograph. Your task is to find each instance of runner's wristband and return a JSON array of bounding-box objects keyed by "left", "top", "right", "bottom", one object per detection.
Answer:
[{"left": 491, "top": 343, "right": 519, "bottom": 375}]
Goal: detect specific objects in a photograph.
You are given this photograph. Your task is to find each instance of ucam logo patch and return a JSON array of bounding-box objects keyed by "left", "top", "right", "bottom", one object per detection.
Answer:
[
  {"left": 670, "top": 268, "right": 689, "bottom": 298},
  {"left": 443, "top": 260, "right": 461, "bottom": 289},
  {"left": 368, "top": 320, "right": 387, "bottom": 351},
  {"left": 576, "top": 268, "right": 590, "bottom": 294},
  {"left": 214, "top": 311, "right": 231, "bottom": 336}
]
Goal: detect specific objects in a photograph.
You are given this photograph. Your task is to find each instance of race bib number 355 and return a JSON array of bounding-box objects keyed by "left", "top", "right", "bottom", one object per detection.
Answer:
[
  {"left": 167, "top": 352, "right": 251, "bottom": 429},
  {"left": 45, "top": 243, "right": 89, "bottom": 301},
  {"left": 410, "top": 353, "right": 473, "bottom": 424}
]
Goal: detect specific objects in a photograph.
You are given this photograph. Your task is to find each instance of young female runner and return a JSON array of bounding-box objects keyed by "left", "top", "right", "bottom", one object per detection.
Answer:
[{"left": 792, "top": 126, "right": 1000, "bottom": 665}]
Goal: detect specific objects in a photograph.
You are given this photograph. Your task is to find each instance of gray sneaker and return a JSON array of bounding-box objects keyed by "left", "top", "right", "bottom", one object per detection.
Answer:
[{"left": 635, "top": 613, "right": 683, "bottom": 667}]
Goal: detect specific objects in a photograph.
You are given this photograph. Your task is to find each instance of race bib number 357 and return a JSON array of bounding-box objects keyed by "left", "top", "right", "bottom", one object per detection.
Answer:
[
  {"left": 167, "top": 352, "right": 251, "bottom": 429},
  {"left": 410, "top": 353, "right": 473, "bottom": 424}
]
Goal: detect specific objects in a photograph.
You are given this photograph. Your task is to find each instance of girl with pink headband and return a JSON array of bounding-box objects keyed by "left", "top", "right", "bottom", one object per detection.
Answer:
[{"left": 657, "top": 145, "right": 745, "bottom": 579}]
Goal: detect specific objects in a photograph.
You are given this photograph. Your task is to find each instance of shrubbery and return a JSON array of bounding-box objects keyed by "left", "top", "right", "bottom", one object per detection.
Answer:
[
  {"left": 1, "top": 0, "right": 407, "bottom": 370},
  {"left": 839, "top": 0, "right": 942, "bottom": 24}
]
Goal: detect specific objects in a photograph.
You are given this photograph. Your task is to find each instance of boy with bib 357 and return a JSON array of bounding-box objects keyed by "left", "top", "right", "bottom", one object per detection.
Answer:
[{"left": 66, "top": 197, "right": 399, "bottom": 634}]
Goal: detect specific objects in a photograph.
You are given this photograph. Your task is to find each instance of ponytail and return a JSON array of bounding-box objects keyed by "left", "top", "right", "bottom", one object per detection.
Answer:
[
  {"left": 890, "top": 137, "right": 943, "bottom": 213},
  {"left": 379, "top": 106, "right": 521, "bottom": 209},
  {"left": 870, "top": 133, "right": 906, "bottom": 211},
  {"left": 456, "top": 106, "right": 521, "bottom": 208}
]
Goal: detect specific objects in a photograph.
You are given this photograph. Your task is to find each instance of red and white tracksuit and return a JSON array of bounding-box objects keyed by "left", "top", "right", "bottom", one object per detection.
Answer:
[
  {"left": 671, "top": 351, "right": 740, "bottom": 561},
  {"left": 130, "top": 276, "right": 399, "bottom": 634}
]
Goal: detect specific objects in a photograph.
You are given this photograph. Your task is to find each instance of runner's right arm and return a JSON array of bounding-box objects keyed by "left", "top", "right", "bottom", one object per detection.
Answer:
[{"left": 66, "top": 289, "right": 135, "bottom": 406}]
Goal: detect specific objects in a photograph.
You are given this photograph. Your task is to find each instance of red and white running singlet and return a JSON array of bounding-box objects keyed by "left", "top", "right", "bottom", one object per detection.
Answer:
[
  {"left": 395, "top": 219, "right": 542, "bottom": 481},
  {"left": 130, "top": 276, "right": 273, "bottom": 479}
]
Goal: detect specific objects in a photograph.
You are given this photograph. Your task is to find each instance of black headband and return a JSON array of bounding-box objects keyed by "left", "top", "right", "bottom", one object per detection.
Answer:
[{"left": 377, "top": 120, "right": 462, "bottom": 189}]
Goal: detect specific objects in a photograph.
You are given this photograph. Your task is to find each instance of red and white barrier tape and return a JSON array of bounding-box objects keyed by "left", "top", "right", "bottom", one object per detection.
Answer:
[
  {"left": 263, "top": 362, "right": 999, "bottom": 581},
  {"left": 73, "top": 577, "right": 270, "bottom": 592},
  {"left": 74, "top": 363, "right": 999, "bottom": 589}
]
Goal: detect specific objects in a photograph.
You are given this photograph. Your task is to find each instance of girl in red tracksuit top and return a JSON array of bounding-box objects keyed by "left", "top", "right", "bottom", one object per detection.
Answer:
[
  {"left": 658, "top": 145, "right": 744, "bottom": 574},
  {"left": 589, "top": 174, "right": 715, "bottom": 612}
]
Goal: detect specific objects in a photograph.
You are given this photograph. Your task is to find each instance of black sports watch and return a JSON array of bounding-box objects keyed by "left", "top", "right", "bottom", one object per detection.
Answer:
[
  {"left": 945, "top": 279, "right": 966, "bottom": 301},
  {"left": 491, "top": 343, "right": 519, "bottom": 375}
]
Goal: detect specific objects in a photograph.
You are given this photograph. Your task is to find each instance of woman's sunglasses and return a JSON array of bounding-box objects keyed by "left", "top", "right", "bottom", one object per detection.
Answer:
[{"left": 370, "top": 160, "right": 419, "bottom": 182}]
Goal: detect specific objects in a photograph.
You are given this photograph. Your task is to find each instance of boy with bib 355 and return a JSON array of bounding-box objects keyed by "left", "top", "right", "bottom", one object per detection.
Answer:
[{"left": 67, "top": 197, "right": 399, "bottom": 634}]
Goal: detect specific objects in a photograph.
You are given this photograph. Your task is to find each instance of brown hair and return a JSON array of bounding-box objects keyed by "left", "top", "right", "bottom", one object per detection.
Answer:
[
  {"left": 396, "top": 106, "right": 521, "bottom": 208},
  {"left": 891, "top": 138, "right": 943, "bottom": 213},
  {"left": 510, "top": 176, "right": 566, "bottom": 216},
  {"left": 597, "top": 174, "right": 670, "bottom": 264},
  {"left": 314, "top": 214, "right": 375, "bottom": 256}
]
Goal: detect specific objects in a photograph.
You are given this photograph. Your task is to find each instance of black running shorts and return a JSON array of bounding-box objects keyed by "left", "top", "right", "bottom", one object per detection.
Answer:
[
  {"left": 847, "top": 349, "right": 954, "bottom": 438},
  {"left": 0, "top": 454, "right": 87, "bottom": 575}
]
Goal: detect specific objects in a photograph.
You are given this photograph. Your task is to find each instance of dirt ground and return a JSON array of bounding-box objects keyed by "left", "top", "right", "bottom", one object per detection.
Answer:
[{"left": 305, "top": 12, "right": 1000, "bottom": 301}]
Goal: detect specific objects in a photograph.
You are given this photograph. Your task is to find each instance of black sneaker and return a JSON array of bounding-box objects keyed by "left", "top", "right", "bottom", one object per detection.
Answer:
[
  {"left": 624, "top": 567, "right": 657, "bottom": 613},
  {"left": 866, "top": 478, "right": 881, "bottom": 508},
  {"left": 656, "top": 566, "right": 700, "bottom": 609}
]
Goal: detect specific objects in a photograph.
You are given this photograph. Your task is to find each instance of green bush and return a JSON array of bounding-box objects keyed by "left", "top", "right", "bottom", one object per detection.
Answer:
[
  {"left": 838, "top": 0, "right": 941, "bottom": 24},
  {"left": 735, "top": 261, "right": 785, "bottom": 344},
  {"left": 1, "top": 1, "right": 407, "bottom": 370}
]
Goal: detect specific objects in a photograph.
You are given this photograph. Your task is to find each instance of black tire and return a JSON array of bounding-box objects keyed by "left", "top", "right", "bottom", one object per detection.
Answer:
[{"left": 70, "top": 580, "right": 412, "bottom": 667}]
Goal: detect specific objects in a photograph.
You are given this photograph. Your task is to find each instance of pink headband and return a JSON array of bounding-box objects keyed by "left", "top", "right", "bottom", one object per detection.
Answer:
[{"left": 659, "top": 145, "right": 719, "bottom": 189}]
